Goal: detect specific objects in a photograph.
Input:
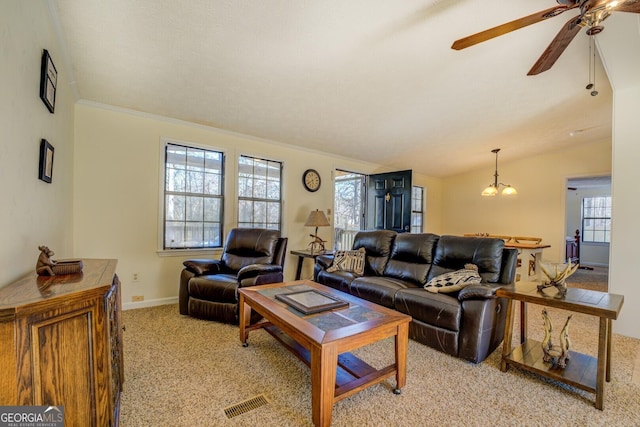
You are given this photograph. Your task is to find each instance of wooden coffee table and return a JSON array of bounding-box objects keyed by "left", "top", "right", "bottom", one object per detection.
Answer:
[
  {"left": 238, "top": 280, "right": 411, "bottom": 427},
  {"left": 497, "top": 281, "right": 624, "bottom": 410}
]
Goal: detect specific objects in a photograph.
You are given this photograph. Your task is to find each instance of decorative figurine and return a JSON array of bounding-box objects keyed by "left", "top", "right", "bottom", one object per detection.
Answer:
[
  {"left": 36, "top": 245, "right": 57, "bottom": 276},
  {"left": 537, "top": 261, "right": 579, "bottom": 297},
  {"left": 308, "top": 234, "right": 327, "bottom": 253},
  {"left": 541, "top": 308, "right": 572, "bottom": 369},
  {"left": 36, "top": 245, "right": 83, "bottom": 276}
]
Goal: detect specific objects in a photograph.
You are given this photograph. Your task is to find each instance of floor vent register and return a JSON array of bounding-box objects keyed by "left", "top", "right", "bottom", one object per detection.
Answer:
[{"left": 223, "top": 394, "right": 269, "bottom": 419}]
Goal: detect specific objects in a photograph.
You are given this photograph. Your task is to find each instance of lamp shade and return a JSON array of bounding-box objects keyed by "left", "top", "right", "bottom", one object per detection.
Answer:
[
  {"left": 501, "top": 185, "right": 518, "bottom": 196},
  {"left": 481, "top": 185, "right": 498, "bottom": 197},
  {"left": 304, "top": 209, "right": 330, "bottom": 227}
]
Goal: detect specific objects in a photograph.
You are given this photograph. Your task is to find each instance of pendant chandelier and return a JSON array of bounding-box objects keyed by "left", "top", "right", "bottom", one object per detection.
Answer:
[{"left": 481, "top": 148, "right": 517, "bottom": 196}]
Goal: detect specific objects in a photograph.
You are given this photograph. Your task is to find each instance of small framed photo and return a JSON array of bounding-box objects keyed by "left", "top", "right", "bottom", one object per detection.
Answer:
[
  {"left": 39, "top": 49, "right": 57, "bottom": 113},
  {"left": 39, "top": 139, "right": 55, "bottom": 183},
  {"left": 275, "top": 290, "right": 348, "bottom": 314}
]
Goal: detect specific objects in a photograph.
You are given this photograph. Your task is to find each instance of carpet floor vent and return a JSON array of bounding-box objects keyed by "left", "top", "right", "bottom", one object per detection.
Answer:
[{"left": 223, "top": 394, "right": 269, "bottom": 419}]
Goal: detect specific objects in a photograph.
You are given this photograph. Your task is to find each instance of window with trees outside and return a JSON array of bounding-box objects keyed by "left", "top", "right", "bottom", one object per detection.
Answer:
[
  {"left": 334, "top": 170, "right": 366, "bottom": 250},
  {"left": 582, "top": 196, "right": 611, "bottom": 243},
  {"left": 163, "top": 142, "right": 224, "bottom": 249},
  {"left": 411, "top": 186, "right": 424, "bottom": 233},
  {"left": 238, "top": 155, "right": 282, "bottom": 230}
]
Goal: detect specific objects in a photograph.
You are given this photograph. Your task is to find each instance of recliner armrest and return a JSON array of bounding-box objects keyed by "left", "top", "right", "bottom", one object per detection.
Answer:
[
  {"left": 238, "top": 264, "right": 283, "bottom": 282},
  {"left": 457, "top": 283, "right": 503, "bottom": 301},
  {"left": 183, "top": 259, "right": 222, "bottom": 276}
]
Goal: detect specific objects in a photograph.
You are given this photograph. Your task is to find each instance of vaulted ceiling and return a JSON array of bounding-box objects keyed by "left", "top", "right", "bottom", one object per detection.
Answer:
[{"left": 52, "top": 0, "right": 620, "bottom": 177}]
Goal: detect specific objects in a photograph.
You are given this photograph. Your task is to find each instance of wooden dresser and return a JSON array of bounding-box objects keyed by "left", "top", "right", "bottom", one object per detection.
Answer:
[{"left": 0, "top": 259, "right": 123, "bottom": 427}]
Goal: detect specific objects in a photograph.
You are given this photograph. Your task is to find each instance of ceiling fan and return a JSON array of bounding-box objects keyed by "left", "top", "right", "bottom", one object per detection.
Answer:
[{"left": 451, "top": 0, "right": 640, "bottom": 75}]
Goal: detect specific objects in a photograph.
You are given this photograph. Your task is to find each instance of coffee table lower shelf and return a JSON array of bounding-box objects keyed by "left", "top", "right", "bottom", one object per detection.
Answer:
[
  {"left": 504, "top": 339, "right": 597, "bottom": 393},
  {"left": 264, "top": 325, "right": 399, "bottom": 401}
]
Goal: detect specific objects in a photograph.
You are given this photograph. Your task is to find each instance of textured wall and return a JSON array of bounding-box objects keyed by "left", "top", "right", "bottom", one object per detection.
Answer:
[
  {"left": 72, "top": 103, "right": 442, "bottom": 306},
  {"left": 0, "top": 1, "right": 75, "bottom": 286},
  {"left": 439, "top": 140, "right": 612, "bottom": 263}
]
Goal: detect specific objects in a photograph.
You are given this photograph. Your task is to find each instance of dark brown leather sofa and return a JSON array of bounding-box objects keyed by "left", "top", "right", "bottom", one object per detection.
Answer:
[
  {"left": 314, "top": 230, "right": 517, "bottom": 363},
  {"left": 179, "top": 228, "right": 287, "bottom": 324}
]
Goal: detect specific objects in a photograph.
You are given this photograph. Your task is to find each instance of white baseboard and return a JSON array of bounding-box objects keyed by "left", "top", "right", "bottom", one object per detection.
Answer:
[
  {"left": 123, "top": 296, "right": 178, "bottom": 311},
  {"left": 579, "top": 262, "right": 609, "bottom": 268}
]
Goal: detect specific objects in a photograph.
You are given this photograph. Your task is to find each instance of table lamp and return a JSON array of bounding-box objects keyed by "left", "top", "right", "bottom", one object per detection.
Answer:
[{"left": 304, "top": 209, "right": 330, "bottom": 253}]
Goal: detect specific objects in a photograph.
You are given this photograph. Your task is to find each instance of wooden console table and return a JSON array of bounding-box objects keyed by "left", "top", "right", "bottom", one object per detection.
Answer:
[
  {"left": 0, "top": 259, "right": 123, "bottom": 426},
  {"left": 497, "top": 282, "right": 623, "bottom": 410}
]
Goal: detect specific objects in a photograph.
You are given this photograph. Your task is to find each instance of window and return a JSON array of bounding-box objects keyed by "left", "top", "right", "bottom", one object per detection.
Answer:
[
  {"left": 334, "top": 170, "right": 366, "bottom": 250},
  {"left": 582, "top": 196, "right": 611, "bottom": 243},
  {"left": 163, "top": 142, "right": 224, "bottom": 249},
  {"left": 411, "top": 186, "right": 424, "bottom": 233},
  {"left": 238, "top": 155, "right": 282, "bottom": 229}
]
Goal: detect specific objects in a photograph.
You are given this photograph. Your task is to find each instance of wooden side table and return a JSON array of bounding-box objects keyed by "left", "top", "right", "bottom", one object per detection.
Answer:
[
  {"left": 290, "top": 249, "right": 332, "bottom": 280},
  {"left": 497, "top": 282, "right": 624, "bottom": 410}
]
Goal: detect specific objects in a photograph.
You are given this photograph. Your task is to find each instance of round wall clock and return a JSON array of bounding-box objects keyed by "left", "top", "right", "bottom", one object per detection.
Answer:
[{"left": 302, "top": 169, "right": 321, "bottom": 192}]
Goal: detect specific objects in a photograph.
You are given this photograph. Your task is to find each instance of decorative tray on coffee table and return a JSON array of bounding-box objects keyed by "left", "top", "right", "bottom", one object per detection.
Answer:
[{"left": 275, "top": 289, "right": 348, "bottom": 314}]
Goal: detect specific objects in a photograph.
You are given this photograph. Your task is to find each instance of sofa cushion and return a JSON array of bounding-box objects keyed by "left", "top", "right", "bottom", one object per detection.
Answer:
[
  {"left": 395, "top": 288, "right": 462, "bottom": 332},
  {"left": 429, "top": 236, "right": 504, "bottom": 283},
  {"left": 352, "top": 230, "right": 397, "bottom": 276},
  {"left": 349, "top": 276, "right": 418, "bottom": 308},
  {"left": 315, "top": 269, "right": 357, "bottom": 293},
  {"left": 424, "top": 264, "right": 482, "bottom": 293},
  {"left": 383, "top": 233, "right": 438, "bottom": 285},
  {"left": 326, "top": 248, "right": 365, "bottom": 275}
]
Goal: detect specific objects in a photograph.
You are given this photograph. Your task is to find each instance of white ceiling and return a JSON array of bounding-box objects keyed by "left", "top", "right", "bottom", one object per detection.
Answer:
[{"left": 51, "top": 0, "right": 622, "bottom": 177}]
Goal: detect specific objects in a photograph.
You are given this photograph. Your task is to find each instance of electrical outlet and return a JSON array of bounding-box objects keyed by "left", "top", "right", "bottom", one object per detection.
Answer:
[
  {"left": 132, "top": 273, "right": 139, "bottom": 282},
  {"left": 132, "top": 295, "right": 144, "bottom": 302}
]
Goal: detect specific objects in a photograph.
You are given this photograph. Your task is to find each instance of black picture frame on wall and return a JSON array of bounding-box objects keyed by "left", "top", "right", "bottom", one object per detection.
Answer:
[
  {"left": 39, "top": 49, "right": 57, "bottom": 113},
  {"left": 39, "top": 139, "right": 54, "bottom": 183}
]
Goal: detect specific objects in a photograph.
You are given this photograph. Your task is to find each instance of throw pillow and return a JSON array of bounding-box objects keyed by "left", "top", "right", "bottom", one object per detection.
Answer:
[
  {"left": 326, "top": 248, "right": 366, "bottom": 275},
  {"left": 424, "top": 263, "right": 482, "bottom": 294}
]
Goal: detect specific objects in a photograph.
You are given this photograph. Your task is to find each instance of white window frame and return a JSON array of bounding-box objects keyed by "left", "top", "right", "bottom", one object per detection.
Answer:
[
  {"left": 411, "top": 186, "right": 424, "bottom": 233},
  {"left": 333, "top": 169, "right": 366, "bottom": 251},
  {"left": 582, "top": 196, "right": 611, "bottom": 244},
  {"left": 237, "top": 154, "right": 283, "bottom": 230},
  {"left": 157, "top": 138, "right": 228, "bottom": 256}
]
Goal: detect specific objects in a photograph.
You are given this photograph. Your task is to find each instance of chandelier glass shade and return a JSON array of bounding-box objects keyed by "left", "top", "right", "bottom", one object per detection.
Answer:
[{"left": 481, "top": 148, "right": 517, "bottom": 197}]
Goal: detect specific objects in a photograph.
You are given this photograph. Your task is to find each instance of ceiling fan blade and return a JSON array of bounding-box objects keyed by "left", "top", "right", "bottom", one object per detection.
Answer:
[
  {"left": 527, "top": 16, "right": 583, "bottom": 75},
  {"left": 451, "top": 5, "right": 577, "bottom": 50},
  {"left": 616, "top": 0, "right": 640, "bottom": 13}
]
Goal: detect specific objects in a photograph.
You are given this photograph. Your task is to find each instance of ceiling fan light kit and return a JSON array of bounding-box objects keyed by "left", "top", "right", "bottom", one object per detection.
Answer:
[
  {"left": 481, "top": 149, "right": 518, "bottom": 197},
  {"left": 452, "top": 0, "right": 640, "bottom": 77}
]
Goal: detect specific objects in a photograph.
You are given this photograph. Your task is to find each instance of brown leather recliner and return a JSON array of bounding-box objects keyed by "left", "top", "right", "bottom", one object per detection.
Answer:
[{"left": 179, "top": 228, "right": 288, "bottom": 324}]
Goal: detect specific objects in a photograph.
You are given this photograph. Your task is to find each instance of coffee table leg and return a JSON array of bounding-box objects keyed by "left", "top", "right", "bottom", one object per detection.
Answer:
[
  {"left": 311, "top": 344, "right": 338, "bottom": 427},
  {"left": 393, "top": 322, "right": 409, "bottom": 394},
  {"left": 238, "top": 293, "right": 250, "bottom": 347}
]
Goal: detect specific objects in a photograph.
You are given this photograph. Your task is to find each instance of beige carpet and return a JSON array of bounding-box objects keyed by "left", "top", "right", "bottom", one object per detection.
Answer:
[{"left": 120, "top": 273, "right": 639, "bottom": 426}]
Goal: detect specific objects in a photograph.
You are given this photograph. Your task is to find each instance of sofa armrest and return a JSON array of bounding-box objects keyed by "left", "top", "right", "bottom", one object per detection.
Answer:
[
  {"left": 457, "top": 283, "right": 503, "bottom": 301},
  {"left": 238, "top": 264, "right": 283, "bottom": 282},
  {"left": 315, "top": 254, "right": 334, "bottom": 269},
  {"left": 182, "top": 259, "right": 222, "bottom": 276}
]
